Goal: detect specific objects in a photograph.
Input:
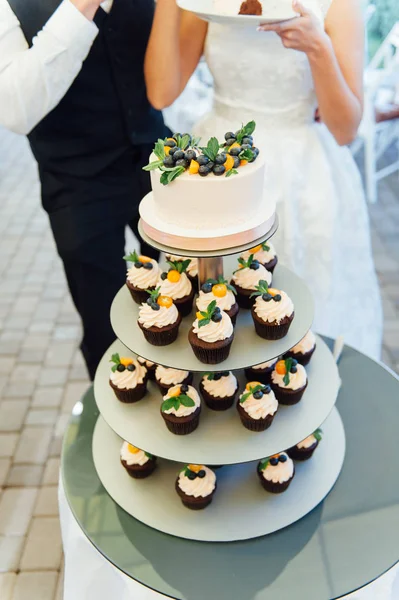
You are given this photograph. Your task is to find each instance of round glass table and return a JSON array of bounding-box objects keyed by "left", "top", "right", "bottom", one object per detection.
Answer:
[{"left": 61, "top": 341, "right": 399, "bottom": 600}]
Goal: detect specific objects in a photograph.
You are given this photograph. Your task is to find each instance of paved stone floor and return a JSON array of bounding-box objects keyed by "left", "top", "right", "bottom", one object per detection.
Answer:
[{"left": 0, "top": 125, "right": 398, "bottom": 600}]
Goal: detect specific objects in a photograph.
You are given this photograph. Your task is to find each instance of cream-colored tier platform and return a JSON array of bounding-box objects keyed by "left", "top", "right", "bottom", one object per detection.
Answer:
[
  {"left": 94, "top": 336, "right": 340, "bottom": 465},
  {"left": 92, "top": 408, "right": 345, "bottom": 542}
]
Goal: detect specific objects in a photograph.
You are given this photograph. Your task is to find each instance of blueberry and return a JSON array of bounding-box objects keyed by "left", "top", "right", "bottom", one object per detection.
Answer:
[
  {"left": 213, "top": 373, "right": 222, "bottom": 381},
  {"left": 185, "top": 149, "right": 197, "bottom": 162},
  {"left": 279, "top": 454, "right": 288, "bottom": 463},
  {"left": 241, "top": 143, "right": 252, "bottom": 151},
  {"left": 222, "top": 371, "right": 229, "bottom": 377},
  {"left": 201, "top": 282, "right": 213, "bottom": 293},
  {"left": 117, "top": 364, "right": 126, "bottom": 372},
  {"left": 207, "top": 161, "right": 215, "bottom": 171},
  {"left": 143, "top": 263, "right": 153, "bottom": 270},
  {"left": 290, "top": 366, "right": 297, "bottom": 373},
  {"left": 198, "top": 470, "right": 206, "bottom": 478},
  {"left": 214, "top": 306, "right": 221, "bottom": 312},
  {"left": 198, "top": 165, "right": 211, "bottom": 177},
  {"left": 235, "top": 130, "right": 241, "bottom": 137},
  {"left": 291, "top": 359, "right": 298, "bottom": 366},
  {"left": 164, "top": 139, "right": 176, "bottom": 148},
  {"left": 180, "top": 384, "right": 189, "bottom": 393},
  {"left": 151, "top": 302, "right": 160, "bottom": 311},
  {"left": 197, "top": 155, "right": 209, "bottom": 166},
  {"left": 273, "top": 294, "right": 282, "bottom": 302},
  {"left": 262, "top": 293, "right": 272, "bottom": 302},
  {"left": 225, "top": 138, "right": 236, "bottom": 147},
  {"left": 163, "top": 156, "right": 175, "bottom": 168},
  {"left": 175, "top": 159, "right": 189, "bottom": 169},
  {"left": 161, "top": 272, "right": 168, "bottom": 281},
  {"left": 242, "top": 136, "right": 253, "bottom": 146},
  {"left": 127, "top": 364, "right": 136, "bottom": 372},
  {"left": 249, "top": 261, "right": 260, "bottom": 270},
  {"left": 146, "top": 298, "right": 153, "bottom": 306},
  {"left": 263, "top": 385, "right": 271, "bottom": 394},
  {"left": 187, "top": 470, "right": 196, "bottom": 480},
  {"left": 211, "top": 312, "right": 223, "bottom": 323},
  {"left": 233, "top": 156, "right": 240, "bottom": 169},
  {"left": 169, "top": 146, "right": 179, "bottom": 156},
  {"left": 213, "top": 165, "right": 226, "bottom": 176},
  {"left": 134, "top": 262, "right": 143, "bottom": 269},
  {"left": 253, "top": 147, "right": 260, "bottom": 157},
  {"left": 224, "top": 131, "right": 236, "bottom": 141},
  {"left": 173, "top": 150, "right": 184, "bottom": 161},
  {"left": 229, "top": 146, "right": 241, "bottom": 157},
  {"left": 270, "top": 457, "right": 279, "bottom": 466},
  {"left": 253, "top": 390, "right": 264, "bottom": 400},
  {"left": 215, "top": 153, "right": 227, "bottom": 165}
]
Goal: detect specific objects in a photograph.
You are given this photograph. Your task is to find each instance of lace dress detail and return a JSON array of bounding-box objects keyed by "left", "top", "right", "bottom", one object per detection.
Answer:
[{"left": 192, "top": 0, "right": 382, "bottom": 359}]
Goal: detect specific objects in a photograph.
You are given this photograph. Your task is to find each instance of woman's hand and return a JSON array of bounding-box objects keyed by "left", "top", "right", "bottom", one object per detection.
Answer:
[{"left": 258, "top": 0, "right": 330, "bottom": 58}]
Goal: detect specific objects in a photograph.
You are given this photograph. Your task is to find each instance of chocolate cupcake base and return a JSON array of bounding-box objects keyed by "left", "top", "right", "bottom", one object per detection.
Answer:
[
  {"left": 126, "top": 281, "right": 155, "bottom": 305},
  {"left": 161, "top": 405, "right": 201, "bottom": 435},
  {"left": 284, "top": 344, "right": 316, "bottom": 366},
  {"left": 231, "top": 282, "right": 256, "bottom": 310},
  {"left": 244, "top": 365, "right": 275, "bottom": 386},
  {"left": 109, "top": 379, "right": 147, "bottom": 403},
  {"left": 138, "top": 314, "right": 182, "bottom": 346},
  {"left": 237, "top": 401, "right": 277, "bottom": 432},
  {"left": 156, "top": 372, "right": 193, "bottom": 396},
  {"left": 199, "top": 380, "right": 237, "bottom": 411},
  {"left": 174, "top": 290, "right": 195, "bottom": 318},
  {"left": 188, "top": 329, "right": 234, "bottom": 365},
  {"left": 257, "top": 466, "right": 295, "bottom": 493},
  {"left": 188, "top": 273, "right": 199, "bottom": 293},
  {"left": 121, "top": 457, "right": 157, "bottom": 479},
  {"left": 287, "top": 441, "right": 319, "bottom": 461},
  {"left": 251, "top": 309, "right": 295, "bottom": 340},
  {"left": 272, "top": 381, "right": 308, "bottom": 405},
  {"left": 225, "top": 302, "right": 239, "bottom": 326},
  {"left": 175, "top": 479, "right": 215, "bottom": 510}
]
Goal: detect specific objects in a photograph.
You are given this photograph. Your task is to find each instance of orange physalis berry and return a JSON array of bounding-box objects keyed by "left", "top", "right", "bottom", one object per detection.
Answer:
[
  {"left": 157, "top": 295, "right": 173, "bottom": 309},
  {"left": 250, "top": 244, "right": 262, "bottom": 254},
  {"left": 127, "top": 444, "right": 140, "bottom": 454},
  {"left": 120, "top": 357, "right": 134, "bottom": 367},
  {"left": 240, "top": 159, "right": 248, "bottom": 167},
  {"left": 224, "top": 154, "right": 235, "bottom": 171},
  {"left": 188, "top": 465, "right": 202, "bottom": 473},
  {"left": 230, "top": 142, "right": 241, "bottom": 150},
  {"left": 196, "top": 311, "right": 204, "bottom": 320},
  {"left": 246, "top": 381, "right": 262, "bottom": 391},
  {"left": 189, "top": 159, "right": 200, "bottom": 175},
  {"left": 212, "top": 283, "right": 227, "bottom": 298},
  {"left": 168, "top": 387, "right": 182, "bottom": 398},
  {"left": 139, "top": 255, "right": 152, "bottom": 264},
  {"left": 167, "top": 270, "right": 181, "bottom": 283},
  {"left": 166, "top": 137, "right": 176, "bottom": 144},
  {"left": 164, "top": 146, "right": 171, "bottom": 156},
  {"left": 275, "top": 360, "right": 287, "bottom": 375},
  {"left": 268, "top": 288, "right": 279, "bottom": 297}
]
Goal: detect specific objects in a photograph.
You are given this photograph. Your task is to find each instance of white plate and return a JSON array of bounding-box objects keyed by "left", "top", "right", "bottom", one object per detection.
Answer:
[
  {"left": 92, "top": 408, "right": 345, "bottom": 542},
  {"left": 177, "top": 0, "right": 298, "bottom": 26},
  {"left": 94, "top": 335, "right": 340, "bottom": 465}
]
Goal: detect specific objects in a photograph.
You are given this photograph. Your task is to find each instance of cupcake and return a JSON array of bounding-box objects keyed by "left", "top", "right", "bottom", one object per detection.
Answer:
[
  {"left": 124, "top": 250, "right": 161, "bottom": 305},
  {"left": 137, "top": 288, "right": 182, "bottom": 346},
  {"left": 240, "top": 241, "right": 278, "bottom": 273},
  {"left": 155, "top": 365, "right": 193, "bottom": 395},
  {"left": 231, "top": 254, "right": 272, "bottom": 309},
  {"left": 284, "top": 330, "right": 316, "bottom": 366},
  {"left": 237, "top": 382, "right": 278, "bottom": 432},
  {"left": 244, "top": 358, "right": 278, "bottom": 385},
  {"left": 166, "top": 255, "right": 199, "bottom": 292},
  {"left": 109, "top": 354, "right": 147, "bottom": 403},
  {"left": 175, "top": 464, "right": 217, "bottom": 510},
  {"left": 287, "top": 428, "right": 322, "bottom": 461},
  {"left": 161, "top": 384, "right": 201, "bottom": 435},
  {"left": 158, "top": 259, "right": 194, "bottom": 317},
  {"left": 250, "top": 280, "right": 294, "bottom": 340},
  {"left": 196, "top": 277, "right": 239, "bottom": 325},
  {"left": 137, "top": 356, "right": 157, "bottom": 380},
  {"left": 271, "top": 358, "right": 308, "bottom": 405},
  {"left": 200, "top": 371, "right": 238, "bottom": 411},
  {"left": 188, "top": 300, "right": 234, "bottom": 364},
  {"left": 257, "top": 452, "right": 295, "bottom": 493},
  {"left": 120, "top": 442, "right": 157, "bottom": 478}
]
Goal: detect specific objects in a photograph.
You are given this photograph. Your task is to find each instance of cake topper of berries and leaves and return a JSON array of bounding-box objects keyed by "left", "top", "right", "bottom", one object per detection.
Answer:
[
  {"left": 240, "top": 382, "right": 270, "bottom": 403},
  {"left": 201, "top": 276, "right": 236, "bottom": 296},
  {"left": 250, "top": 241, "right": 271, "bottom": 253},
  {"left": 203, "top": 371, "right": 230, "bottom": 381},
  {"left": 258, "top": 453, "right": 288, "bottom": 471},
  {"left": 275, "top": 358, "right": 298, "bottom": 386},
  {"left": 166, "top": 259, "right": 191, "bottom": 274},
  {"left": 234, "top": 253, "right": 260, "bottom": 274},
  {"left": 313, "top": 428, "right": 323, "bottom": 442},
  {"left": 196, "top": 300, "right": 223, "bottom": 328},
  {"left": 181, "top": 465, "right": 207, "bottom": 480},
  {"left": 110, "top": 353, "right": 136, "bottom": 373},
  {"left": 250, "top": 280, "right": 282, "bottom": 303},
  {"left": 123, "top": 250, "right": 154, "bottom": 270},
  {"left": 161, "top": 392, "right": 195, "bottom": 413},
  {"left": 145, "top": 287, "right": 174, "bottom": 311}
]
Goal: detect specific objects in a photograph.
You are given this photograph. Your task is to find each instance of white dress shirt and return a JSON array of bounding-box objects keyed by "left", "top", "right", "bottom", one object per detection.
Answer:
[{"left": 0, "top": 0, "right": 114, "bottom": 135}]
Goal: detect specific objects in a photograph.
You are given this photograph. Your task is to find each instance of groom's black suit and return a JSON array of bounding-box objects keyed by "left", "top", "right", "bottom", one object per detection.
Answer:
[{"left": 7, "top": 0, "right": 168, "bottom": 379}]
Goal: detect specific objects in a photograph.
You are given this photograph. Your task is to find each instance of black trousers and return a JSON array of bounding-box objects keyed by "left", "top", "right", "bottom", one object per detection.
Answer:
[{"left": 40, "top": 145, "right": 158, "bottom": 380}]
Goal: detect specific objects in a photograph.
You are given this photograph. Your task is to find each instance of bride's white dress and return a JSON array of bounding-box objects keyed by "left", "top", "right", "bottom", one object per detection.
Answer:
[{"left": 191, "top": 0, "right": 383, "bottom": 360}]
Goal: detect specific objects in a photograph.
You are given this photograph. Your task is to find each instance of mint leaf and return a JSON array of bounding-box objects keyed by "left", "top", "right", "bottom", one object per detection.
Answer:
[
  {"left": 154, "top": 139, "right": 167, "bottom": 160},
  {"left": 123, "top": 251, "right": 139, "bottom": 263},
  {"left": 179, "top": 395, "right": 195, "bottom": 408},
  {"left": 203, "top": 372, "right": 215, "bottom": 381},
  {"left": 261, "top": 242, "right": 270, "bottom": 252},
  {"left": 198, "top": 318, "right": 210, "bottom": 328},
  {"left": 244, "top": 121, "right": 256, "bottom": 136},
  {"left": 191, "top": 136, "right": 201, "bottom": 147},
  {"left": 226, "top": 169, "right": 238, "bottom": 178},
  {"left": 111, "top": 353, "right": 120, "bottom": 365},
  {"left": 207, "top": 299, "right": 217, "bottom": 314},
  {"left": 314, "top": 428, "right": 323, "bottom": 442},
  {"left": 259, "top": 458, "right": 270, "bottom": 471},
  {"left": 143, "top": 160, "right": 163, "bottom": 172},
  {"left": 240, "top": 391, "right": 252, "bottom": 404},
  {"left": 239, "top": 148, "right": 255, "bottom": 161},
  {"left": 200, "top": 136, "right": 220, "bottom": 162},
  {"left": 250, "top": 279, "right": 270, "bottom": 298},
  {"left": 283, "top": 358, "right": 293, "bottom": 386},
  {"left": 179, "top": 134, "right": 191, "bottom": 150},
  {"left": 161, "top": 398, "right": 178, "bottom": 412},
  {"left": 145, "top": 452, "right": 154, "bottom": 460}
]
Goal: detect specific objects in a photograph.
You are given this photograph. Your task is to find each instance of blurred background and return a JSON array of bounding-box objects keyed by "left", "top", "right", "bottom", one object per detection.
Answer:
[{"left": 0, "top": 1, "right": 398, "bottom": 598}]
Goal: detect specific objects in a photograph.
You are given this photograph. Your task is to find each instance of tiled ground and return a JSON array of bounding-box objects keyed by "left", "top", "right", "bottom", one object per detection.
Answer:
[{"left": 0, "top": 125, "right": 398, "bottom": 599}]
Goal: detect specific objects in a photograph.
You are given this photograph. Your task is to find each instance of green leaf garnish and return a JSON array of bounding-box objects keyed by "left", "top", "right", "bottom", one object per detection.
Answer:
[
  {"left": 110, "top": 353, "right": 121, "bottom": 373},
  {"left": 240, "top": 384, "right": 265, "bottom": 403},
  {"left": 259, "top": 458, "right": 270, "bottom": 471},
  {"left": 203, "top": 372, "right": 216, "bottom": 381},
  {"left": 161, "top": 394, "right": 195, "bottom": 413},
  {"left": 239, "top": 148, "right": 255, "bottom": 162},
  {"left": 200, "top": 136, "right": 220, "bottom": 162},
  {"left": 191, "top": 135, "right": 202, "bottom": 148},
  {"left": 233, "top": 254, "right": 254, "bottom": 274},
  {"left": 146, "top": 287, "right": 161, "bottom": 303},
  {"left": 123, "top": 250, "right": 140, "bottom": 263},
  {"left": 145, "top": 452, "right": 154, "bottom": 460},
  {"left": 249, "top": 279, "right": 270, "bottom": 299},
  {"left": 154, "top": 138, "right": 167, "bottom": 160},
  {"left": 160, "top": 166, "right": 186, "bottom": 186},
  {"left": 226, "top": 168, "right": 238, "bottom": 178},
  {"left": 283, "top": 357, "right": 293, "bottom": 386},
  {"left": 236, "top": 121, "right": 256, "bottom": 144},
  {"left": 313, "top": 428, "right": 323, "bottom": 442},
  {"left": 261, "top": 242, "right": 270, "bottom": 252},
  {"left": 196, "top": 299, "right": 217, "bottom": 328},
  {"left": 167, "top": 259, "right": 191, "bottom": 274},
  {"left": 178, "top": 134, "right": 191, "bottom": 150},
  {"left": 204, "top": 276, "right": 237, "bottom": 295},
  {"left": 142, "top": 160, "right": 164, "bottom": 172}
]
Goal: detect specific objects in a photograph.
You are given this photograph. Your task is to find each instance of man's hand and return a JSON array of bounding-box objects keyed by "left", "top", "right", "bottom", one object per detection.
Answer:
[{"left": 70, "top": 0, "right": 104, "bottom": 21}]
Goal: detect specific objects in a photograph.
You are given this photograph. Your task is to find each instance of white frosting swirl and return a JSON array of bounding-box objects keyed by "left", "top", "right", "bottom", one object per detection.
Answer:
[
  {"left": 241, "top": 242, "right": 276, "bottom": 265},
  {"left": 178, "top": 466, "right": 216, "bottom": 498},
  {"left": 261, "top": 453, "right": 294, "bottom": 483},
  {"left": 201, "top": 372, "right": 238, "bottom": 398},
  {"left": 251, "top": 359, "right": 277, "bottom": 370},
  {"left": 138, "top": 303, "right": 179, "bottom": 329},
  {"left": 110, "top": 359, "right": 146, "bottom": 390},
  {"left": 166, "top": 255, "right": 198, "bottom": 277},
  {"left": 192, "top": 311, "right": 234, "bottom": 343},
  {"left": 290, "top": 330, "right": 316, "bottom": 355},
  {"left": 253, "top": 291, "right": 294, "bottom": 324},
  {"left": 127, "top": 259, "right": 160, "bottom": 289},
  {"left": 196, "top": 289, "right": 236, "bottom": 312},
  {"left": 232, "top": 264, "right": 271, "bottom": 290},
  {"left": 156, "top": 366, "right": 190, "bottom": 386},
  {"left": 162, "top": 385, "right": 200, "bottom": 417},
  {"left": 297, "top": 434, "right": 318, "bottom": 449},
  {"left": 120, "top": 442, "right": 150, "bottom": 466},
  {"left": 272, "top": 363, "right": 307, "bottom": 390},
  {"left": 137, "top": 357, "right": 155, "bottom": 368},
  {"left": 240, "top": 388, "right": 278, "bottom": 420},
  {"left": 158, "top": 272, "right": 192, "bottom": 300}
]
